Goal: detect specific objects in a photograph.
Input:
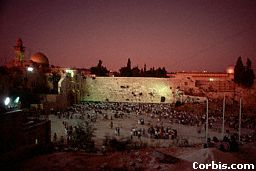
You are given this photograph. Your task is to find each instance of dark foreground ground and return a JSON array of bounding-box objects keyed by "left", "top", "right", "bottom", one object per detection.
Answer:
[{"left": 1, "top": 143, "right": 255, "bottom": 171}]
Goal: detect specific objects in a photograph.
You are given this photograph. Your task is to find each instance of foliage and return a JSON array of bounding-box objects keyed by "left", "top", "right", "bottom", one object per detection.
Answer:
[
  {"left": 119, "top": 58, "right": 168, "bottom": 77},
  {"left": 244, "top": 58, "right": 255, "bottom": 87},
  {"left": 48, "top": 72, "right": 61, "bottom": 93},
  {"left": 144, "top": 67, "right": 167, "bottom": 77},
  {"left": 234, "top": 57, "right": 255, "bottom": 87},
  {"left": 70, "top": 122, "right": 95, "bottom": 151},
  {"left": 234, "top": 56, "right": 245, "bottom": 84},
  {"left": 90, "top": 60, "right": 109, "bottom": 76},
  {"left": 119, "top": 58, "right": 132, "bottom": 77}
]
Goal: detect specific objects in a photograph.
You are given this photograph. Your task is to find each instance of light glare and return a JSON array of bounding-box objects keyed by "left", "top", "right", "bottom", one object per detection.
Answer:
[
  {"left": 4, "top": 97, "right": 10, "bottom": 106},
  {"left": 14, "top": 97, "right": 20, "bottom": 103},
  {"left": 27, "top": 67, "right": 34, "bottom": 72}
]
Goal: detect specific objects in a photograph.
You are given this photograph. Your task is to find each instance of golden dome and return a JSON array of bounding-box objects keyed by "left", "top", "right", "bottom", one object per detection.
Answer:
[{"left": 30, "top": 52, "right": 49, "bottom": 65}]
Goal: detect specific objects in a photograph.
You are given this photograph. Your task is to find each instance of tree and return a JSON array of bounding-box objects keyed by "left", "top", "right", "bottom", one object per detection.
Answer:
[
  {"left": 145, "top": 67, "right": 156, "bottom": 77},
  {"left": 161, "top": 67, "right": 167, "bottom": 77},
  {"left": 143, "top": 64, "right": 146, "bottom": 73},
  {"left": 131, "top": 66, "right": 140, "bottom": 77},
  {"left": 244, "top": 58, "right": 255, "bottom": 87},
  {"left": 234, "top": 56, "right": 255, "bottom": 87},
  {"left": 119, "top": 58, "right": 132, "bottom": 77},
  {"left": 97, "top": 59, "right": 103, "bottom": 68},
  {"left": 127, "top": 58, "right": 131, "bottom": 70},
  {"left": 90, "top": 60, "right": 109, "bottom": 76},
  {"left": 234, "top": 56, "right": 245, "bottom": 84},
  {"left": 70, "top": 122, "right": 95, "bottom": 151},
  {"left": 118, "top": 59, "right": 168, "bottom": 77},
  {"left": 48, "top": 72, "right": 61, "bottom": 93},
  {"left": 155, "top": 67, "right": 167, "bottom": 77}
]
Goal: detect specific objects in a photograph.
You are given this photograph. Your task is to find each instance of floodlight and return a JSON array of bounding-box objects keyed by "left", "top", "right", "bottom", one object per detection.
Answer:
[
  {"left": 27, "top": 67, "right": 34, "bottom": 72},
  {"left": 14, "top": 97, "right": 20, "bottom": 103},
  {"left": 4, "top": 97, "right": 10, "bottom": 106}
]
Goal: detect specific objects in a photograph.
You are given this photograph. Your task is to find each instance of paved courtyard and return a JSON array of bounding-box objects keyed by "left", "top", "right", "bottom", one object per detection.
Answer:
[{"left": 49, "top": 103, "right": 254, "bottom": 148}]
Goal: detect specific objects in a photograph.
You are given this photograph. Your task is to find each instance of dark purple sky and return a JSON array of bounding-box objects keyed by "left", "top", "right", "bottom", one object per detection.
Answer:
[{"left": 0, "top": 0, "right": 255, "bottom": 72}]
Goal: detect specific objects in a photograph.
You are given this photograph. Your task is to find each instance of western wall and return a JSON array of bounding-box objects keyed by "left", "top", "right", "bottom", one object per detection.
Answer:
[
  {"left": 81, "top": 77, "right": 177, "bottom": 103},
  {"left": 79, "top": 76, "right": 207, "bottom": 104}
]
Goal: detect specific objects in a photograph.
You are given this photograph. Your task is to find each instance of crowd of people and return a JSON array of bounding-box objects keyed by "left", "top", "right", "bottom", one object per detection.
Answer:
[
  {"left": 147, "top": 126, "right": 177, "bottom": 140},
  {"left": 51, "top": 101, "right": 256, "bottom": 144}
]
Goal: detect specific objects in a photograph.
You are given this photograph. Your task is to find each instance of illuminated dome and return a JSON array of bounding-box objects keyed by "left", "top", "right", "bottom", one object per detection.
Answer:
[{"left": 30, "top": 52, "right": 49, "bottom": 65}]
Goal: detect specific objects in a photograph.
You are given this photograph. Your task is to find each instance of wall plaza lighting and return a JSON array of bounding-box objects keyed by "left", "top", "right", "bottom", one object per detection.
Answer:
[
  {"left": 14, "top": 97, "right": 20, "bottom": 104},
  {"left": 3, "top": 96, "right": 20, "bottom": 109},
  {"left": 4, "top": 97, "right": 10, "bottom": 106}
]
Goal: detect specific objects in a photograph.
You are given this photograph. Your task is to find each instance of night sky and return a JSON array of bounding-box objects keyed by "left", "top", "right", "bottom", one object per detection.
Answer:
[{"left": 0, "top": 0, "right": 255, "bottom": 72}]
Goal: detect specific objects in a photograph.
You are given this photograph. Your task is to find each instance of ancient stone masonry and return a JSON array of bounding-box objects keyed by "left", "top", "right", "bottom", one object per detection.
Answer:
[{"left": 80, "top": 77, "right": 175, "bottom": 103}]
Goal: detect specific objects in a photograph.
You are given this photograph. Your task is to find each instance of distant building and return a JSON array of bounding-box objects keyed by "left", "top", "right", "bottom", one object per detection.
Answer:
[
  {"left": 6, "top": 38, "right": 50, "bottom": 71},
  {"left": 167, "top": 70, "right": 234, "bottom": 93},
  {"left": 1, "top": 39, "right": 52, "bottom": 109},
  {"left": 2, "top": 38, "right": 254, "bottom": 108}
]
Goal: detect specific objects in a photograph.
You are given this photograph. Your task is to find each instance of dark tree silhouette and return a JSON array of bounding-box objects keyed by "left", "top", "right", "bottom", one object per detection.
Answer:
[
  {"left": 127, "top": 58, "right": 131, "bottom": 70},
  {"left": 131, "top": 66, "right": 140, "bottom": 77},
  {"left": 119, "top": 58, "right": 132, "bottom": 77},
  {"left": 143, "top": 64, "right": 146, "bottom": 73},
  {"left": 90, "top": 60, "right": 109, "bottom": 76},
  {"left": 234, "top": 56, "right": 255, "bottom": 87},
  {"left": 244, "top": 58, "right": 255, "bottom": 87},
  {"left": 234, "top": 56, "right": 245, "bottom": 84},
  {"left": 119, "top": 58, "right": 168, "bottom": 77},
  {"left": 49, "top": 72, "right": 61, "bottom": 93},
  {"left": 70, "top": 122, "right": 95, "bottom": 151}
]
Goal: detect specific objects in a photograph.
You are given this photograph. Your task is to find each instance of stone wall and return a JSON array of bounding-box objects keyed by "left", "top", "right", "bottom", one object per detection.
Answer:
[
  {"left": 81, "top": 77, "right": 176, "bottom": 103},
  {"left": 69, "top": 75, "right": 254, "bottom": 106}
]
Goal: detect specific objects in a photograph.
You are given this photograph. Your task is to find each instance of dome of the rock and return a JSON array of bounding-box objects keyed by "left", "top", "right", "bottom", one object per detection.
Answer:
[{"left": 30, "top": 52, "right": 49, "bottom": 65}]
